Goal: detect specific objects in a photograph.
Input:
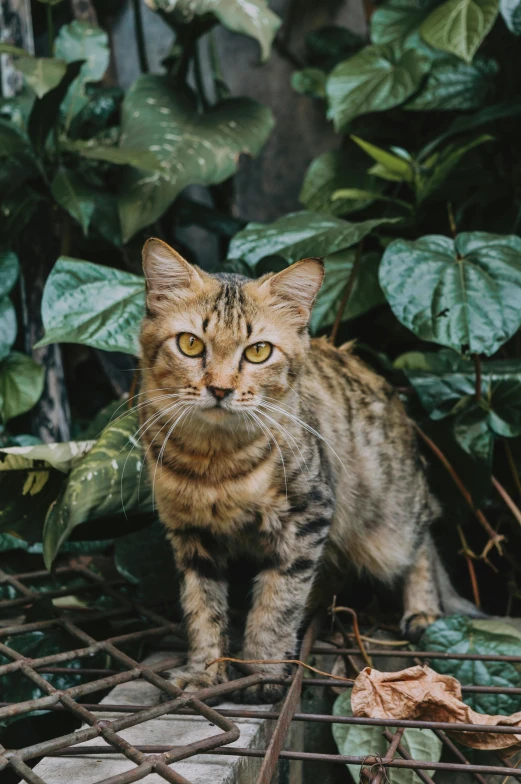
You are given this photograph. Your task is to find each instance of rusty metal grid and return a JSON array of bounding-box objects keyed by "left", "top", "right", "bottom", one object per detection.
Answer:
[{"left": 2, "top": 564, "right": 521, "bottom": 784}]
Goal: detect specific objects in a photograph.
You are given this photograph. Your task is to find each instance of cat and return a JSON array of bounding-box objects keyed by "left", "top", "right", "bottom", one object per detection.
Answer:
[{"left": 138, "top": 237, "right": 478, "bottom": 703}]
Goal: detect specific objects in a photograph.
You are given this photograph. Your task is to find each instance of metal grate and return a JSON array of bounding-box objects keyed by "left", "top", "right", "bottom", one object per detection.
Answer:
[{"left": 2, "top": 561, "right": 521, "bottom": 784}]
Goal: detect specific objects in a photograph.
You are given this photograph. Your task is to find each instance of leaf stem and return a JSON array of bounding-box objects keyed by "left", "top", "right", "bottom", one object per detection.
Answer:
[
  {"left": 492, "top": 475, "right": 521, "bottom": 528},
  {"left": 132, "top": 0, "right": 149, "bottom": 73},
  {"left": 457, "top": 525, "right": 481, "bottom": 607},
  {"left": 473, "top": 353, "right": 482, "bottom": 402},
  {"left": 504, "top": 439, "right": 521, "bottom": 500},
  {"left": 194, "top": 40, "right": 210, "bottom": 111},
  {"left": 447, "top": 202, "right": 456, "bottom": 238},
  {"left": 329, "top": 241, "right": 363, "bottom": 345}
]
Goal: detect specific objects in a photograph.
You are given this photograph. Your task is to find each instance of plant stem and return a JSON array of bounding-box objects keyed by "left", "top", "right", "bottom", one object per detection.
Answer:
[
  {"left": 447, "top": 202, "right": 456, "bottom": 238},
  {"left": 504, "top": 439, "right": 521, "bottom": 500},
  {"left": 492, "top": 475, "right": 521, "bottom": 528},
  {"left": 329, "top": 241, "right": 363, "bottom": 345},
  {"left": 473, "top": 353, "right": 482, "bottom": 402},
  {"left": 46, "top": 5, "right": 54, "bottom": 56},
  {"left": 194, "top": 40, "right": 209, "bottom": 110},
  {"left": 457, "top": 525, "right": 481, "bottom": 607},
  {"left": 132, "top": 0, "right": 149, "bottom": 73}
]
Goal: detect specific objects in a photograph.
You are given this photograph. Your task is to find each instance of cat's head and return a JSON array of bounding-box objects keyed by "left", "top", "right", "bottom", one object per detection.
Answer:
[{"left": 139, "top": 239, "right": 324, "bottom": 420}]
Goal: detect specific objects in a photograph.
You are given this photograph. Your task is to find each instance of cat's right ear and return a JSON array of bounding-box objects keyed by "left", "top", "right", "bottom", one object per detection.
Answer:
[{"left": 142, "top": 238, "right": 203, "bottom": 313}]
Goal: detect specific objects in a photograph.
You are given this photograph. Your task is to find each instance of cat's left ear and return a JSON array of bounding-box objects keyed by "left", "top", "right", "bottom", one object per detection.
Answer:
[
  {"left": 259, "top": 257, "right": 324, "bottom": 324},
  {"left": 142, "top": 238, "right": 204, "bottom": 312}
]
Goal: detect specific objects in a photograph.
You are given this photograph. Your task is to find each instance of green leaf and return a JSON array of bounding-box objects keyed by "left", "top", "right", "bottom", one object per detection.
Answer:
[
  {"left": 0, "top": 352, "right": 44, "bottom": 424},
  {"left": 145, "top": 0, "right": 281, "bottom": 62},
  {"left": 420, "top": 0, "right": 499, "bottom": 63},
  {"left": 118, "top": 76, "right": 274, "bottom": 242},
  {"left": 370, "top": 0, "right": 437, "bottom": 51},
  {"left": 68, "top": 85, "right": 124, "bottom": 139},
  {"left": 300, "top": 150, "right": 384, "bottom": 216},
  {"left": 16, "top": 56, "right": 67, "bottom": 99},
  {"left": 0, "top": 251, "right": 20, "bottom": 298},
  {"left": 27, "top": 59, "right": 84, "bottom": 151},
  {"left": 0, "top": 117, "right": 31, "bottom": 156},
  {"left": 405, "top": 55, "right": 497, "bottom": 110},
  {"left": 420, "top": 616, "right": 521, "bottom": 714},
  {"left": 0, "top": 44, "right": 30, "bottom": 56},
  {"left": 66, "top": 140, "right": 162, "bottom": 170},
  {"left": 380, "top": 232, "right": 521, "bottom": 355},
  {"left": 500, "top": 0, "right": 521, "bottom": 32},
  {"left": 36, "top": 257, "right": 145, "bottom": 355},
  {"left": 333, "top": 691, "right": 442, "bottom": 784},
  {"left": 54, "top": 22, "right": 110, "bottom": 123},
  {"left": 50, "top": 167, "right": 97, "bottom": 234},
  {"left": 43, "top": 411, "right": 153, "bottom": 567},
  {"left": 416, "top": 134, "right": 493, "bottom": 202},
  {"left": 326, "top": 45, "right": 431, "bottom": 132},
  {"left": 453, "top": 401, "right": 494, "bottom": 465},
  {"left": 291, "top": 68, "right": 327, "bottom": 98},
  {"left": 310, "top": 250, "right": 385, "bottom": 333},
  {"left": 350, "top": 135, "right": 414, "bottom": 182},
  {"left": 228, "top": 211, "right": 398, "bottom": 267},
  {"left": 0, "top": 299, "right": 17, "bottom": 362}
]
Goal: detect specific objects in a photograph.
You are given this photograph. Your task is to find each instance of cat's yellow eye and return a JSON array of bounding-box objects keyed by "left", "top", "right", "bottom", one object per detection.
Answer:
[
  {"left": 178, "top": 332, "right": 205, "bottom": 357},
  {"left": 244, "top": 341, "right": 272, "bottom": 364}
]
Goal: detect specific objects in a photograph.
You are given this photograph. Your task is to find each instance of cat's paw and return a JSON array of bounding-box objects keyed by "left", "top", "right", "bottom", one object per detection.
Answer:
[
  {"left": 159, "top": 668, "right": 227, "bottom": 703},
  {"left": 401, "top": 611, "right": 441, "bottom": 642},
  {"left": 232, "top": 682, "right": 287, "bottom": 704}
]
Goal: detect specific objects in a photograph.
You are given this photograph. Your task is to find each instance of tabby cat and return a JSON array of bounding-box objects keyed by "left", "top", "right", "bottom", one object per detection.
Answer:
[{"left": 139, "top": 238, "right": 477, "bottom": 703}]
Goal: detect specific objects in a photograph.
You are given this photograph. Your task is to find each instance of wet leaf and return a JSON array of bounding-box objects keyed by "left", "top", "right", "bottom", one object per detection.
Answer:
[
  {"left": 118, "top": 76, "right": 274, "bottom": 241},
  {"left": 420, "top": 0, "right": 499, "bottom": 63},
  {"left": 0, "top": 352, "right": 44, "bottom": 424},
  {"left": 379, "top": 233, "right": 521, "bottom": 355},
  {"left": 420, "top": 616, "right": 521, "bottom": 714},
  {"left": 326, "top": 45, "right": 431, "bottom": 132},
  {"left": 36, "top": 257, "right": 145, "bottom": 355},
  {"left": 43, "top": 411, "right": 153, "bottom": 567},
  {"left": 228, "top": 211, "right": 398, "bottom": 267}
]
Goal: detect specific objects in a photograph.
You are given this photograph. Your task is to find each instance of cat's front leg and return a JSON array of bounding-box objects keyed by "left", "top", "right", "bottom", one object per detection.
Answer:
[
  {"left": 237, "top": 530, "right": 326, "bottom": 704},
  {"left": 162, "top": 529, "right": 229, "bottom": 697}
]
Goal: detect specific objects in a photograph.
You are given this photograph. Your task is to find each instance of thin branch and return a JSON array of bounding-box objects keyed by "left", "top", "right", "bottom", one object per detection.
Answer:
[
  {"left": 457, "top": 525, "right": 481, "bottom": 607},
  {"left": 331, "top": 605, "right": 373, "bottom": 668},
  {"left": 504, "top": 439, "right": 521, "bottom": 500},
  {"left": 492, "top": 475, "right": 521, "bottom": 528},
  {"left": 447, "top": 202, "right": 457, "bottom": 238},
  {"left": 329, "top": 241, "right": 363, "bottom": 345}
]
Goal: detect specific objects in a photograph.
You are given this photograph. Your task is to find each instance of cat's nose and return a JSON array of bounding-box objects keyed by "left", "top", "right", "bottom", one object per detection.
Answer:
[{"left": 207, "top": 386, "right": 233, "bottom": 400}]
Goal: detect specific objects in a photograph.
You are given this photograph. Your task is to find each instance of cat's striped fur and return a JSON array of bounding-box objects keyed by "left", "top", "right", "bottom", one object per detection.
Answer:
[{"left": 139, "top": 238, "right": 477, "bottom": 703}]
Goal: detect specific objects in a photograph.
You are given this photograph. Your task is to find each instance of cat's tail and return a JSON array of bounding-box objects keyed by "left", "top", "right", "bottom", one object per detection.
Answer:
[{"left": 434, "top": 550, "right": 487, "bottom": 618}]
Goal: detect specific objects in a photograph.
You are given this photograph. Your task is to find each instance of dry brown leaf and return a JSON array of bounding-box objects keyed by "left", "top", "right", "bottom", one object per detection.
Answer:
[{"left": 352, "top": 665, "right": 521, "bottom": 753}]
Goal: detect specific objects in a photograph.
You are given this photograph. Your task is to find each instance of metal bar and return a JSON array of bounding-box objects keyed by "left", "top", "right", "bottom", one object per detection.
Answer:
[
  {"left": 382, "top": 730, "right": 435, "bottom": 784},
  {"left": 311, "top": 646, "right": 521, "bottom": 662},
  {"left": 432, "top": 730, "right": 491, "bottom": 784}
]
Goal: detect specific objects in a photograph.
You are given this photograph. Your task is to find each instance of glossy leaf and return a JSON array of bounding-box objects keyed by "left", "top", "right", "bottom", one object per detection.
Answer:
[
  {"left": 333, "top": 691, "right": 442, "bottom": 784},
  {"left": 500, "top": 0, "right": 521, "bottom": 32},
  {"left": 291, "top": 68, "right": 327, "bottom": 98},
  {"left": 420, "top": 616, "right": 521, "bottom": 714},
  {"left": 380, "top": 233, "right": 521, "bottom": 355},
  {"left": 300, "top": 150, "right": 383, "bottom": 216},
  {"left": 420, "top": 0, "right": 499, "bottom": 63},
  {"left": 310, "top": 250, "right": 385, "bottom": 332},
  {"left": 36, "top": 257, "right": 145, "bottom": 355},
  {"left": 228, "top": 211, "right": 398, "bottom": 267},
  {"left": 43, "top": 411, "right": 153, "bottom": 567},
  {"left": 0, "top": 251, "right": 20, "bottom": 298},
  {"left": 118, "top": 76, "right": 274, "bottom": 241},
  {"left": 67, "top": 140, "right": 162, "bottom": 170},
  {"left": 405, "top": 56, "right": 497, "bottom": 110},
  {"left": 145, "top": 0, "right": 281, "bottom": 62},
  {"left": 0, "top": 299, "right": 17, "bottom": 362},
  {"left": 0, "top": 352, "right": 44, "bottom": 424},
  {"left": 326, "top": 45, "right": 431, "bottom": 132},
  {"left": 370, "top": 0, "right": 436, "bottom": 51},
  {"left": 16, "top": 56, "right": 67, "bottom": 98},
  {"left": 54, "top": 22, "right": 110, "bottom": 122},
  {"left": 50, "top": 167, "right": 97, "bottom": 234}
]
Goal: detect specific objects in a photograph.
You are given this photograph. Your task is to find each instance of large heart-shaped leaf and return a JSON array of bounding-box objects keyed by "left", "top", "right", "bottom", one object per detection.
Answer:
[
  {"left": 333, "top": 691, "right": 442, "bottom": 784},
  {"left": 370, "top": 0, "right": 437, "bottom": 51},
  {"left": 380, "top": 233, "right": 521, "bottom": 355},
  {"left": 16, "top": 56, "right": 67, "bottom": 98},
  {"left": 118, "top": 76, "right": 274, "bottom": 242},
  {"left": 405, "top": 55, "right": 497, "bottom": 110},
  {"left": 54, "top": 22, "right": 110, "bottom": 123},
  {"left": 300, "top": 150, "right": 383, "bottom": 216},
  {"left": 420, "top": 616, "right": 521, "bottom": 714},
  {"left": 228, "top": 211, "right": 397, "bottom": 267},
  {"left": 0, "top": 352, "right": 45, "bottom": 424},
  {"left": 145, "top": 0, "right": 281, "bottom": 62},
  {"left": 36, "top": 258, "right": 145, "bottom": 355},
  {"left": 420, "top": 0, "right": 499, "bottom": 63},
  {"left": 326, "top": 45, "right": 431, "bottom": 132},
  {"left": 50, "top": 167, "right": 97, "bottom": 234},
  {"left": 310, "top": 250, "right": 385, "bottom": 332},
  {"left": 43, "top": 411, "right": 153, "bottom": 568},
  {"left": 0, "top": 299, "right": 17, "bottom": 362},
  {"left": 500, "top": 0, "right": 521, "bottom": 32},
  {"left": 66, "top": 139, "right": 162, "bottom": 170}
]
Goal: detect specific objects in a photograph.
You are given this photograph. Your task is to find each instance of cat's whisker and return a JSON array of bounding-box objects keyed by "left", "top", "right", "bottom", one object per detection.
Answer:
[
  {"left": 258, "top": 401, "right": 349, "bottom": 477},
  {"left": 254, "top": 407, "right": 311, "bottom": 480},
  {"left": 247, "top": 409, "right": 288, "bottom": 501},
  {"left": 137, "top": 401, "right": 189, "bottom": 503},
  {"left": 152, "top": 405, "right": 193, "bottom": 504}
]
